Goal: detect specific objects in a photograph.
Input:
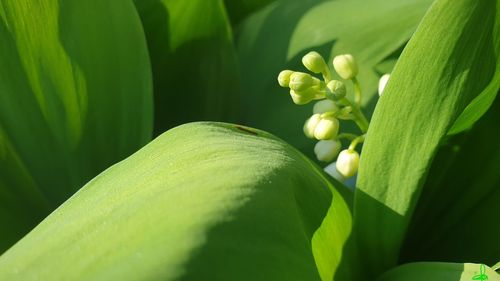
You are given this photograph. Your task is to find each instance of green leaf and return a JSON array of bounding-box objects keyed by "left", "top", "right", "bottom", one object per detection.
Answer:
[
  {"left": 377, "top": 262, "right": 500, "bottom": 281},
  {"left": 0, "top": 122, "right": 352, "bottom": 281},
  {"left": 223, "top": 0, "right": 276, "bottom": 25},
  {"left": 236, "top": 0, "right": 431, "bottom": 159},
  {"left": 134, "top": 0, "right": 241, "bottom": 135},
  {"left": 400, "top": 95, "right": 500, "bottom": 265},
  {"left": 0, "top": 0, "right": 153, "bottom": 252},
  {"left": 354, "top": 0, "right": 500, "bottom": 278}
]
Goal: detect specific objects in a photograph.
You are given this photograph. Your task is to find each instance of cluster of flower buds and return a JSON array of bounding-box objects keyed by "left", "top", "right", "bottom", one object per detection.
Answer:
[{"left": 277, "top": 51, "right": 369, "bottom": 182}]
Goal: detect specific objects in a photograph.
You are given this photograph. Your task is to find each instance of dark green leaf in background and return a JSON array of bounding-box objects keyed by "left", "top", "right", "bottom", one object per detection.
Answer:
[
  {"left": 134, "top": 0, "right": 241, "bottom": 135},
  {"left": 0, "top": 0, "right": 153, "bottom": 253},
  {"left": 223, "top": 0, "right": 277, "bottom": 26},
  {"left": 401, "top": 95, "right": 500, "bottom": 265},
  {"left": 0, "top": 122, "right": 351, "bottom": 281},
  {"left": 354, "top": 0, "right": 500, "bottom": 278}
]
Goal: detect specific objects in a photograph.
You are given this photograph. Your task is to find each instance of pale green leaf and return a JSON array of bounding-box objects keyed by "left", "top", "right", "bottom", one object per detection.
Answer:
[
  {"left": 0, "top": 122, "right": 352, "bottom": 281},
  {"left": 355, "top": 0, "right": 500, "bottom": 278}
]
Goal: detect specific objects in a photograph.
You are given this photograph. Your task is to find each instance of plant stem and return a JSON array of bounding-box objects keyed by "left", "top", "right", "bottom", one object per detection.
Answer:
[
  {"left": 339, "top": 97, "right": 369, "bottom": 133},
  {"left": 349, "top": 134, "right": 366, "bottom": 151},
  {"left": 352, "top": 77, "right": 362, "bottom": 106},
  {"left": 322, "top": 67, "right": 332, "bottom": 83},
  {"left": 337, "top": 133, "right": 358, "bottom": 140}
]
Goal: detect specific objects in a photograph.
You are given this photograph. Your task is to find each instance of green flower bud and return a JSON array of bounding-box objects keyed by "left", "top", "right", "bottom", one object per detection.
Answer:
[
  {"left": 326, "top": 80, "right": 346, "bottom": 100},
  {"left": 277, "top": 70, "right": 294, "bottom": 87},
  {"left": 303, "top": 113, "right": 322, "bottom": 138},
  {"left": 336, "top": 149, "right": 359, "bottom": 178},
  {"left": 333, "top": 54, "right": 358, "bottom": 80},
  {"left": 302, "top": 51, "right": 327, "bottom": 74},
  {"left": 314, "top": 115, "right": 339, "bottom": 140},
  {"left": 313, "top": 99, "right": 338, "bottom": 114},
  {"left": 290, "top": 89, "right": 316, "bottom": 105},
  {"left": 378, "top": 73, "right": 390, "bottom": 96},
  {"left": 289, "top": 72, "right": 314, "bottom": 91},
  {"left": 314, "top": 140, "right": 341, "bottom": 162}
]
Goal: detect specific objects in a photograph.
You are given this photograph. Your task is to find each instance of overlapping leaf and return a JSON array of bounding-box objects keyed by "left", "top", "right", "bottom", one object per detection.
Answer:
[
  {"left": 355, "top": 0, "right": 500, "bottom": 278},
  {"left": 133, "top": 0, "right": 241, "bottom": 135},
  {"left": 0, "top": 0, "right": 153, "bottom": 252},
  {"left": 401, "top": 95, "right": 500, "bottom": 265},
  {"left": 0, "top": 122, "right": 352, "bottom": 281}
]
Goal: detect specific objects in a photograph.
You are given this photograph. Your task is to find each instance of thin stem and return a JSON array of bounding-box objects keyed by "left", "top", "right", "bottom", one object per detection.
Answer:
[
  {"left": 339, "top": 97, "right": 369, "bottom": 133},
  {"left": 322, "top": 67, "right": 332, "bottom": 83},
  {"left": 337, "top": 133, "right": 358, "bottom": 140},
  {"left": 349, "top": 134, "right": 366, "bottom": 151},
  {"left": 352, "top": 77, "right": 362, "bottom": 106}
]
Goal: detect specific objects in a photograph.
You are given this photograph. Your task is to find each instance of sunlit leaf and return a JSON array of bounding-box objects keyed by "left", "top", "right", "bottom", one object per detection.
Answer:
[
  {"left": 355, "top": 0, "right": 500, "bottom": 278},
  {"left": 0, "top": 122, "right": 351, "bottom": 281},
  {"left": 0, "top": 0, "right": 153, "bottom": 252}
]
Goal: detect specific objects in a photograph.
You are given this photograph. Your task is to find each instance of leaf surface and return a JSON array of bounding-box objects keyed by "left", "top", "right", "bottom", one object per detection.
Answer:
[
  {"left": 0, "top": 0, "right": 153, "bottom": 252},
  {"left": 377, "top": 262, "right": 500, "bottom": 281},
  {"left": 354, "top": 0, "right": 500, "bottom": 278},
  {"left": 134, "top": 0, "right": 241, "bottom": 135},
  {"left": 0, "top": 122, "right": 352, "bottom": 281}
]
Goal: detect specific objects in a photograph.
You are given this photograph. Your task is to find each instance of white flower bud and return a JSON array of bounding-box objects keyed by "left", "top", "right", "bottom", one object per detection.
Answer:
[
  {"left": 326, "top": 80, "right": 346, "bottom": 100},
  {"left": 313, "top": 116, "right": 339, "bottom": 140},
  {"left": 336, "top": 149, "right": 360, "bottom": 178},
  {"left": 302, "top": 51, "right": 327, "bottom": 74},
  {"left": 303, "top": 113, "right": 322, "bottom": 138},
  {"left": 278, "top": 70, "right": 294, "bottom": 87},
  {"left": 289, "top": 72, "right": 313, "bottom": 91},
  {"left": 313, "top": 100, "right": 338, "bottom": 114},
  {"left": 314, "top": 140, "right": 341, "bottom": 162},
  {"left": 333, "top": 54, "right": 358, "bottom": 80},
  {"left": 378, "top": 74, "right": 390, "bottom": 96},
  {"left": 324, "top": 162, "right": 346, "bottom": 182}
]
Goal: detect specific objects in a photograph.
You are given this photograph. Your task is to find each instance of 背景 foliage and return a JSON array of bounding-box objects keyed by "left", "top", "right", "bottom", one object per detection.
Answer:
[{"left": 0, "top": 0, "right": 499, "bottom": 280}]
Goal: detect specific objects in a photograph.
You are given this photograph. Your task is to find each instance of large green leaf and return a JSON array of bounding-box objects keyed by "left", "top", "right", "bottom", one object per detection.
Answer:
[
  {"left": 0, "top": 0, "right": 153, "bottom": 252},
  {"left": 354, "top": 0, "right": 500, "bottom": 278},
  {"left": 400, "top": 95, "right": 500, "bottom": 265},
  {"left": 0, "top": 122, "right": 352, "bottom": 281},
  {"left": 236, "top": 0, "right": 431, "bottom": 159},
  {"left": 377, "top": 262, "right": 500, "bottom": 281},
  {"left": 133, "top": 0, "right": 241, "bottom": 135}
]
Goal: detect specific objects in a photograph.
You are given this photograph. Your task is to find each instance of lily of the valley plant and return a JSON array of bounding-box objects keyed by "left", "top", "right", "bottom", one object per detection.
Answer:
[{"left": 0, "top": 0, "right": 499, "bottom": 280}]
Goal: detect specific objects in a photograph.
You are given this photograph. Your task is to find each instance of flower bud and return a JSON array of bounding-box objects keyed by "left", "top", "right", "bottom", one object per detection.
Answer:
[
  {"left": 289, "top": 72, "right": 313, "bottom": 91},
  {"left": 313, "top": 99, "right": 338, "bottom": 114},
  {"left": 378, "top": 73, "right": 390, "bottom": 96},
  {"left": 314, "top": 140, "right": 341, "bottom": 162},
  {"left": 302, "top": 51, "right": 327, "bottom": 74},
  {"left": 326, "top": 80, "right": 346, "bottom": 100},
  {"left": 314, "top": 115, "right": 339, "bottom": 140},
  {"left": 290, "top": 89, "right": 317, "bottom": 105},
  {"left": 278, "top": 70, "right": 294, "bottom": 87},
  {"left": 336, "top": 149, "right": 359, "bottom": 178},
  {"left": 303, "top": 113, "right": 322, "bottom": 138},
  {"left": 333, "top": 54, "right": 358, "bottom": 80},
  {"left": 324, "top": 162, "right": 346, "bottom": 182}
]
